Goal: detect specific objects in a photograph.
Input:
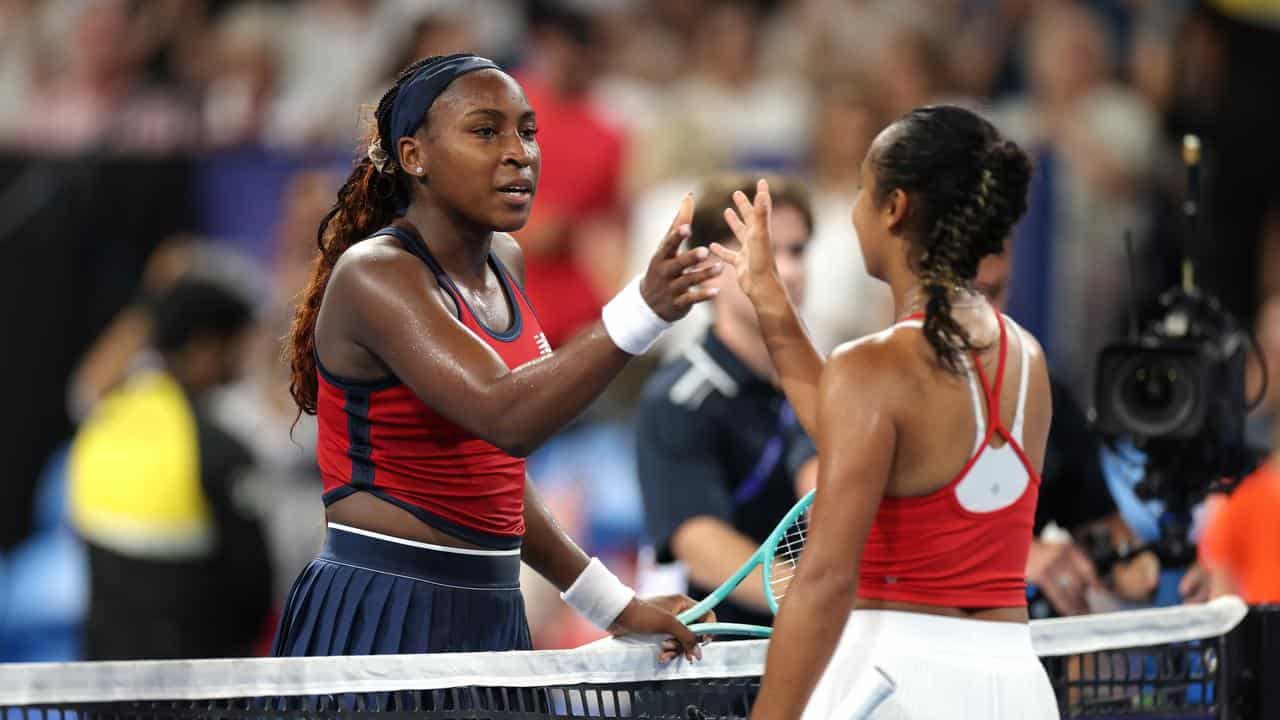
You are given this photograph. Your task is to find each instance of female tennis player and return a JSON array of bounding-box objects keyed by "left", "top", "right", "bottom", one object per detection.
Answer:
[
  {"left": 712, "top": 106, "right": 1059, "bottom": 717},
  {"left": 276, "top": 54, "right": 718, "bottom": 659}
]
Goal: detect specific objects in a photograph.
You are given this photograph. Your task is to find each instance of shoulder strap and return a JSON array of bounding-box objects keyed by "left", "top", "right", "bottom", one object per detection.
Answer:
[
  {"left": 969, "top": 306, "right": 1009, "bottom": 432},
  {"left": 374, "top": 221, "right": 463, "bottom": 320},
  {"left": 376, "top": 221, "right": 450, "bottom": 282},
  {"left": 960, "top": 354, "right": 987, "bottom": 455},
  {"left": 1010, "top": 319, "right": 1032, "bottom": 442}
]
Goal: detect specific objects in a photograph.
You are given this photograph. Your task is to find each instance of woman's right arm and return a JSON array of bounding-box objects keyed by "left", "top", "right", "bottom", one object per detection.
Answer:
[
  {"left": 335, "top": 198, "right": 719, "bottom": 457},
  {"left": 713, "top": 180, "right": 826, "bottom": 437}
]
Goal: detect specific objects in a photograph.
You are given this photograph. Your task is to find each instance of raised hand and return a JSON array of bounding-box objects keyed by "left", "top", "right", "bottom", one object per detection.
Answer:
[
  {"left": 710, "top": 178, "right": 781, "bottom": 302},
  {"left": 639, "top": 193, "right": 723, "bottom": 321}
]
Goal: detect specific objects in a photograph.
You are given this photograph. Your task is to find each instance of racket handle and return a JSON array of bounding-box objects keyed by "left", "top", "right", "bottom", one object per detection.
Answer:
[
  {"left": 685, "top": 622, "right": 773, "bottom": 638},
  {"left": 834, "top": 666, "right": 896, "bottom": 719}
]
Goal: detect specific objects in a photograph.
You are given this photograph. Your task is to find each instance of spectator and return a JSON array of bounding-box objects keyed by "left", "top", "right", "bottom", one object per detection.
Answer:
[
  {"left": 510, "top": 2, "right": 628, "bottom": 347},
  {"left": 21, "top": 0, "right": 198, "bottom": 153},
  {"left": 802, "top": 78, "right": 894, "bottom": 353},
  {"left": 993, "top": 1, "right": 1159, "bottom": 403},
  {"left": 67, "top": 278, "right": 272, "bottom": 659},
  {"left": 1197, "top": 292, "right": 1280, "bottom": 603},
  {"left": 627, "top": 0, "right": 813, "bottom": 190},
  {"left": 635, "top": 174, "right": 817, "bottom": 628}
]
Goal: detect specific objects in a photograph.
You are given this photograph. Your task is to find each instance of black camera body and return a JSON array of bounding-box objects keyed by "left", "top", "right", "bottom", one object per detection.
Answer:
[
  {"left": 1093, "top": 287, "right": 1252, "bottom": 566},
  {"left": 1095, "top": 289, "right": 1247, "bottom": 450}
]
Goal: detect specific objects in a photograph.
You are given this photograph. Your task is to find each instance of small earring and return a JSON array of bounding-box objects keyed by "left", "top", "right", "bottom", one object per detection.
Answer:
[{"left": 415, "top": 167, "right": 424, "bottom": 175}]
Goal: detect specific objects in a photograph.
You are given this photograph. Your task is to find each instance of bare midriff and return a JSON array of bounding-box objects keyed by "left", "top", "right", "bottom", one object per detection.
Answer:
[
  {"left": 854, "top": 597, "right": 1028, "bottom": 623},
  {"left": 326, "top": 492, "right": 490, "bottom": 550}
]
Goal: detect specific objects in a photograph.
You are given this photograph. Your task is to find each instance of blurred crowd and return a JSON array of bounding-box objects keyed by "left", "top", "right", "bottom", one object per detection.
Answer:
[{"left": 2, "top": 0, "right": 1280, "bottom": 661}]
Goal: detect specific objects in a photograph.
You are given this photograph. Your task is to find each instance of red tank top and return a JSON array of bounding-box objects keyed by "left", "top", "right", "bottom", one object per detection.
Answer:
[
  {"left": 315, "top": 224, "right": 553, "bottom": 549},
  {"left": 857, "top": 310, "right": 1040, "bottom": 607}
]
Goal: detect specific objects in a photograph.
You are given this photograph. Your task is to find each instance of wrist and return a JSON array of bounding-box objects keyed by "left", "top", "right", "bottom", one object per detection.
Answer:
[
  {"left": 602, "top": 275, "right": 671, "bottom": 355},
  {"left": 747, "top": 271, "right": 787, "bottom": 305},
  {"left": 560, "top": 557, "right": 636, "bottom": 631}
]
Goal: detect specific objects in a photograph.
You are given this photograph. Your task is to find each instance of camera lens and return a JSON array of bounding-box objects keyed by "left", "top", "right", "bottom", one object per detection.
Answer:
[{"left": 1109, "top": 354, "right": 1198, "bottom": 437}]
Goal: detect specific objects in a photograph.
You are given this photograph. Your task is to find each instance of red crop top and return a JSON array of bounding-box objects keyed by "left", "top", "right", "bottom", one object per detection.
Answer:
[
  {"left": 315, "top": 224, "right": 553, "bottom": 549},
  {"left": 857, "top": 310, "right": 1040, "bottom": 608}
]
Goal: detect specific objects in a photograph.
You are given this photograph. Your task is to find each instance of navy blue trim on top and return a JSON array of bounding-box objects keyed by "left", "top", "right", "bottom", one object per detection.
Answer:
[
  {"left": 498, "top": 257, "right": 547, "bottom": 331},
  {"left": 374, "top": 225, "right": 523, "bottom": 343},
  {"left": 344, "top": 388, "right": 376, "bottom": 489},
  {"left": 437, "top": 255, "right": 523, "bottom": 342},
  {"left": 315, "top": 350, "right": 401, "bottom": 392},
  {"left": 321, "top": 486, "right": 523, "bottom": 550}
]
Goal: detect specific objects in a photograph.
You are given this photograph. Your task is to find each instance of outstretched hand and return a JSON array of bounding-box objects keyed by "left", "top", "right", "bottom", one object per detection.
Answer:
[
  {"left": 710, "top": 179, "right": 782, "bottom": 302},
  {"left": 639, "top": 193, "right": 724, "bottom": 322}
]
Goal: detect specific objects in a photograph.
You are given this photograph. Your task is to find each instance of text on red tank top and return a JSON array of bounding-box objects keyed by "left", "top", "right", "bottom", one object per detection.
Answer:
[{"left": 315, "top": 227, "right": 553, "bottom": 548}]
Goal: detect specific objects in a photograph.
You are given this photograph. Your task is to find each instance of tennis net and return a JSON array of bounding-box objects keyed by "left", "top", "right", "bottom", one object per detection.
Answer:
[{"left": 0, "top": 596, "right": 1264, "bottom": 720}]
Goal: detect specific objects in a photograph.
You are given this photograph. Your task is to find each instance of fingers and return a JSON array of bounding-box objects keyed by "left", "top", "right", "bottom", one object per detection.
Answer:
[
  {"left": 658, "top": 638, "right": 681, "bottom": 663},
  {"left": 708, "top": 242, "right": 739, "bottom": 265},
  {"left": 667, "top": 618, "right": 703, "bottom": 662},
  {"left": 654, "top": 222, "right": 693, "bottom": 263},
  {"left": 723, "top": 207, "right": 748, "bottom": 244},
  {"left": 668, "top": 191, "right": 694, "bottom": 234},
  {"left": 755, "top": 178, "right": 772, "bottom": 219},
  {"left": 731, "top": 190, "right": 754, "bottom": 227},
  {"left": 668, "top": 262, "right": 723, "bottom": 297},
  {"left": 655, "top": 193, "right": 695, "bottom": 260},
  {"left": 667, "top": 245, "right": 710, "bottom": 274},
  {"left": 673, "top": 285, "right": 721, "bottom": 309}
]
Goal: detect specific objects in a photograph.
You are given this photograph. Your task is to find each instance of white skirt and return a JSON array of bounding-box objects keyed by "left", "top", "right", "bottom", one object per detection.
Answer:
[{"left": 801, "top": 610, "right": 1059, "bottom": 720}]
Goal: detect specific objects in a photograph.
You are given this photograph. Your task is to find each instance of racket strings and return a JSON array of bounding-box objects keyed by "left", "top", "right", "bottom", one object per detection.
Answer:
[{"left": 769, "top": 512, "right": 809, "bottom": 604}]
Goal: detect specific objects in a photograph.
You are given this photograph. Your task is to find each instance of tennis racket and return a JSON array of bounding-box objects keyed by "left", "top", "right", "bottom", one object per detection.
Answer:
[{"left": 676, "top": 489, "right": 814, "bottom": 637}]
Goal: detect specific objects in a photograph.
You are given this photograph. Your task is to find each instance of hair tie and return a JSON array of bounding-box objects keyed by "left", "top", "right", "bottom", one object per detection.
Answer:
[{"left": 367, "top": 141, "right": 390, "bottom": 174}]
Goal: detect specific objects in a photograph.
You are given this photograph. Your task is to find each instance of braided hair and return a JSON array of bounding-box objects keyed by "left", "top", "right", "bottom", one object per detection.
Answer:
[
  {"left": 286, "top": 56, "right": 447, "bottom": 417},
  {"left": 871, "top": 105, "right": 1032, "bottom": 373}
]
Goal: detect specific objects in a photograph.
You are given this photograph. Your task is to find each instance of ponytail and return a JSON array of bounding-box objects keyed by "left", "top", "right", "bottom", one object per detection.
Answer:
[
  {"left": 285, "top": 55, "right": 448, "bottom": 419},
  {"left": 286, "top": 154, "right": 398, "bottom": 416}
]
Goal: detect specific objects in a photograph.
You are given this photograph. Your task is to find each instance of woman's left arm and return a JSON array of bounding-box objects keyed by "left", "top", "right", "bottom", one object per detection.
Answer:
[
  {"left": 749, "top": 344, "right": 897, "bottom": 720},
  {"left": 520, "top": 477, "right": 709, "bottom": 661}
]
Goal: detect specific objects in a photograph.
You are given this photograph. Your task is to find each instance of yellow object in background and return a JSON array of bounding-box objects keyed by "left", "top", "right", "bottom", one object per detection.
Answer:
[
  {"left": 1209, "top": 0, "right": 1280, "bottom": 27},
  {"left": 68, "top": 370, "right": 214, "bottom": 558}
]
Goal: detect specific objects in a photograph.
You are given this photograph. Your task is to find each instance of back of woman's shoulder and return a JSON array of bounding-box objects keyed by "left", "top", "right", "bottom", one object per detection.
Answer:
[{"left": 828, "top": 326, "right": 910, "bottom": 375}]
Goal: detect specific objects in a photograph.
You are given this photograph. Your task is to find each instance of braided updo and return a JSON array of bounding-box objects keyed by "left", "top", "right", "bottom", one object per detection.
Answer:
[{"left": 871, "top": 105, "right": 1032, "bottom": 373}]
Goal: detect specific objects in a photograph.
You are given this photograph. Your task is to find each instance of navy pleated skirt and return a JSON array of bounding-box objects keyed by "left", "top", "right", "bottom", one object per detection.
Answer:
[{"left": 271, "top": 523, "right": 532, "bottom": 656}]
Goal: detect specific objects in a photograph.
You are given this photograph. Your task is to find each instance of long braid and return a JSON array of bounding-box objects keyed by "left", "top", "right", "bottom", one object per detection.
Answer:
[
  {"left": 286, "top": 56, "right": 446, "bottom": 418},
  {"left": 873, "top": 106, "right": 1031, "bottom": 373}
]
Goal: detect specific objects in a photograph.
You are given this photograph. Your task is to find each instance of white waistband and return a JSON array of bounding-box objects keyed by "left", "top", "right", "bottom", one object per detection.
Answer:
[
  {"left": 327, "top": 523, "right": 521, "bottom": 556},
  {"left": 843, "top": 610, "right": 1035, "bottom": 659}
]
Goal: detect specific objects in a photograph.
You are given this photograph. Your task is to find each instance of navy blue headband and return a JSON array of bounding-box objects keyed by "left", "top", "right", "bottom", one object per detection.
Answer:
[{"left": 388, "top": 54, "right": 502, "bottom": 148}]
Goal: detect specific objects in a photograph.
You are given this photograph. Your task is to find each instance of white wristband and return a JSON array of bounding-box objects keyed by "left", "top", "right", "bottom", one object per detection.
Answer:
[
  {"left": 601, "top": 275, "right": 671, "bottom": 355},
  {"left": 561, "top": 557, "right": 636, "bottom": 631}
]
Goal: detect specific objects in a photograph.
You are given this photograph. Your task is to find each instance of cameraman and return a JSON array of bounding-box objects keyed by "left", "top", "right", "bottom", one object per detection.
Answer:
[
  {"left": 977, "top": 250, "right": 1160, "bottom": 615},
  {"left": 1193, "top": 294, "right": 1280, "bottom": 603}
]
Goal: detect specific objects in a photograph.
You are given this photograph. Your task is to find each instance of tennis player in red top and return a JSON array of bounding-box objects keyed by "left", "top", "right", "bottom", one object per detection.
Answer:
[
  {"left": 712, "top": 106, "right": 1059, "bottom": 718},
  {"left": 276, "top": 54, "right": 718, "bottom": 660}
]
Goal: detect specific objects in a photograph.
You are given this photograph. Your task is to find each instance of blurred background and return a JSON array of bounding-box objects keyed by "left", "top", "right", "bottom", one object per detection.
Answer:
[{"left": 1, "top": 0, "right": 1278, "bottom": 660}]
